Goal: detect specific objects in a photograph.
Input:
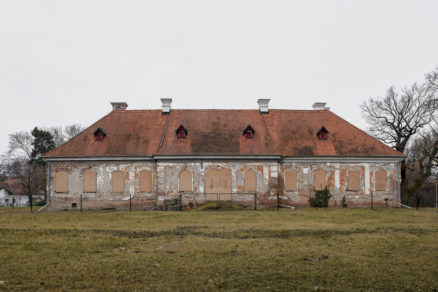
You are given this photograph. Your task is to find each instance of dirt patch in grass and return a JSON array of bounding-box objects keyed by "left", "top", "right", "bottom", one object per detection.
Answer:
[
  {"left": 0, "top": 208, "right": 437, "bottom": 291},
  {"left": 1, "top": 225, "right": 434, "bottom": 240}
]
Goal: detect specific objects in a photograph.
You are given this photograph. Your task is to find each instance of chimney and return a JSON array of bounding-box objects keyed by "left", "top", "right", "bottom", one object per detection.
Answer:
[
  {"left": 312, "top": 102, "right": 330, "bottom": 110},
  {"left": 111, "top": 102, "right": 128, "bottom": 111},
  {"left": 161, "top": 98, "right": 172, "bottom": 114},
  {"left": 257, "top": 99, "right": 270, "bottom": 114}
]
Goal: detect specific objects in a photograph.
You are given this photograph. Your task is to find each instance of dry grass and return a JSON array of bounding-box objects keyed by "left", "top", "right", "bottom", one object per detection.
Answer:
[{"left": 0, "top": 207, "right": 437, "bottom": 291}]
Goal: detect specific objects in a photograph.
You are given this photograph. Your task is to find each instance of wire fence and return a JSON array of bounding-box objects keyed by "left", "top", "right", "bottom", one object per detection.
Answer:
[{"left": 57, "top": 192, "right": 282, "bottom": 212}]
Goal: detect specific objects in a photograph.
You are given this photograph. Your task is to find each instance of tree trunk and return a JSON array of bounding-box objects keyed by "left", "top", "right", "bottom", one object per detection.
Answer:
[{"left": 400, "top": 160, "right": 407, "bottom": 204}]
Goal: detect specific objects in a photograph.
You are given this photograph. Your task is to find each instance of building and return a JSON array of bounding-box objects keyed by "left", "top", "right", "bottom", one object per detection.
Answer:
[
  {"left": 0, "top": 179, "right": 44, "bottom": 207},
  {"left": 43, "top": 99, "right": 404, "bottom": 210}
]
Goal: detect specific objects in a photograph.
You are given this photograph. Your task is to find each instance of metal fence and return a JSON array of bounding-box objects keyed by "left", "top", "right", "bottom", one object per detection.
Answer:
[
  {"left": 61, "top": 192, "right": 281, "bottom": 212},
  {"left": 168, "top": 192, "right": 276, "bottom": 211}
]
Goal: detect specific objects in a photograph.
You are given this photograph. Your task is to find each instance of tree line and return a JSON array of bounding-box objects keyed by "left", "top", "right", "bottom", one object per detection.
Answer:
[
  {"left": 361, "top": 68, "right": 438, "bottom": 207},
  {"left": 0, "top": 125, "right": 84, "bottom": 207}
]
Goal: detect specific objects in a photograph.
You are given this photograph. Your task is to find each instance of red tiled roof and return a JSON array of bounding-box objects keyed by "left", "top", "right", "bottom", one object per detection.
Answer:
[
  {"left": 44, "top": 108, "right": 403, "bottom": 158},
  {"left": 156, "top": 110, "right": 280, "bottom": 156},
  {"left": 0, "top": 179, "right": 26, "bottom": 195},
  {"left": 44, "top": 110, "right": 168, "bottom": 157},
  {"left": 263, "top": 110, "right": 402, "bottom": 156}
]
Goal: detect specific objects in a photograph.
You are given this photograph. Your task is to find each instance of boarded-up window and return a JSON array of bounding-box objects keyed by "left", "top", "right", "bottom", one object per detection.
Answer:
[
  {"left": 375, "top": 170, "right": 387, "bottom": 191},
  {"left": 179, "top": 170, "right": 192, "bottom": 192},
  {"left": 139, "top": 170, "right": 153, "bottom": 192},
  {"left": 111, "top": 171, "right": 125, "bottom": 193},
  {"left": 347, "top": 171, "right": 360, "bottom": 191},
  {"left": 244, "top": 170, "right": 257, "bottom": 192},
  {"left": 84, "top": 171, "right": 97, "bottom": 193},
  {"left": 285, "top": 170, "right": 297, "bottom": 191},
  {"left": 314, "top": 170, "right": 327, "bottom": 191},
  {"left": 205, "top": 167, "right": 232, "bottom": 200},
  {"left": 55, "top": 171, "right": 68, "bottom": 193}
]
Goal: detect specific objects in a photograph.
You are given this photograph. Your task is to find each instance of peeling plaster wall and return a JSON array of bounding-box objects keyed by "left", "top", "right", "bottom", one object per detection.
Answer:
[
  {"left": 155, "top": 160, "right": 277, "bottom": 208},
  {"left": 49, "top": 161, "right": 157, "bottom": 210},
  {"left": 280, "top": 161, "right": 400, "bottom": 207},
  {"left": 48, "top": 159, "right": 400, "bottom": 210}
]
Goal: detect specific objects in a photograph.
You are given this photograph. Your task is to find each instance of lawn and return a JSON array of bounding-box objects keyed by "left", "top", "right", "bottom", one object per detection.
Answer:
[{"left": 0, "top": 207, "right": 437, "bottom": 291}]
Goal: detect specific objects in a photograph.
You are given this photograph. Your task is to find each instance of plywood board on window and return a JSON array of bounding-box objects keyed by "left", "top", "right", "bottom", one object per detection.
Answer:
[
  {"left": 83, "top": 171, "right": 97, "bottom": 193},
  {"left": 314, "top": 170, "right": 327, "bottom": 191},
  {"left": 139, "top": 170, "right": 153, "bottom": 192},
  {"left": 244, "top": 170, "right": 257, "bottom": 192},
  {"left": 179, "top": 170, "right": 192, "bottom": 192},
  {"left": 111, "top": 171, "right": 125, "bottom": 193},
  {"left": 375, "top": 170, "right": 387, "bottom": 191},
  {"left": 285, "top": 170, "right": 297, "bottom": 191},
  {"left": 55, "top": 171, "right": 68, "bottom": 193},
  {"left": 347, "top": 171, "right": 360, "bottom": 191},
  {"left": 205, "top": 167, "right": 232, "bottom": 200}
]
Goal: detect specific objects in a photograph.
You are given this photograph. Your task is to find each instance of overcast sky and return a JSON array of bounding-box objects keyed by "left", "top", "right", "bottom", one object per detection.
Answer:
[{"left": 1, "top": 0, "right": 438, "bottom": 154}]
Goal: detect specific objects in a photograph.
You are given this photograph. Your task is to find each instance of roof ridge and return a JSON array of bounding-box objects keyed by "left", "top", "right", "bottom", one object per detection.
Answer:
[{"left": 123, "top": 108, "right": 324, "bottom": 111}]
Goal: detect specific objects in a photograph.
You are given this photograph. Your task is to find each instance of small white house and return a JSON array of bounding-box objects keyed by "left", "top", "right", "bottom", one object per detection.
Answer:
[{"left": 0, "top": 188, "right": 43, "bottom": 207}]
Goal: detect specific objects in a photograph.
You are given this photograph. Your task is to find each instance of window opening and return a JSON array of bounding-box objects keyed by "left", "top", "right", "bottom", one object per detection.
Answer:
[
  {"left": 243, "top": 125, "right": 255, "bottom": 139},
  {"left": 317, "top": 126, "right": 329, "bottom": 140},
  {"left": 175, "top": 125, "right": 188, "bottom": 139},
  {"left": 93, "top": 127, "right": 107, "bottom": 141}
]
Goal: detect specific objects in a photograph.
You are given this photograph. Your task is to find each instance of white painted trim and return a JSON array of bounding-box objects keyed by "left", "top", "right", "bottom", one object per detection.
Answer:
[
  {"left": 45, "top": 156, "right": 154, "bottom": 162},
  {"left": 46, "top": 155, "right": 404, "bottom": 163},
  {"left": 154, "top": 155, "right": 282, "bottom": 160},
  {"left": 283, "top": 156, "right": 404, "bottom": 163}
]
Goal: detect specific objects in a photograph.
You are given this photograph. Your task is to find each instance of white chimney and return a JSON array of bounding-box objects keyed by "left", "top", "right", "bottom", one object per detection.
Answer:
[
  {"left": 312, "top": 102, "right": 330, "bottom": 110},
  {"left": 111, "top": 102, "right": 128, "bottom": 111},
  {"left": 257, "top": 99, "right": 270, "bottom": 114},
  {"left": 161, "top": 98, "right": 172, "bottom": 113}
]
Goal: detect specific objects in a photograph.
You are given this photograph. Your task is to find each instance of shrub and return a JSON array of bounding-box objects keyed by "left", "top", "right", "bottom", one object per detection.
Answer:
[
  {"left": 309, "top": 186, "right": 331, "bottom": 208},
  {"left": 33, "top": 199, "right": 46, "bottom": 206}
]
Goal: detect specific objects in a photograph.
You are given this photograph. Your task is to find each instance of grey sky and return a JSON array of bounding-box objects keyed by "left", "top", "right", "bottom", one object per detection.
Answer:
[{"left": 1, "top": 0, "right": 438, "bottom": 154}]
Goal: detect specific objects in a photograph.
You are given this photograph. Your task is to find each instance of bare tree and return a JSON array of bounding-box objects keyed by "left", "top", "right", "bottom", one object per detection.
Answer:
[
  {"left": 8, "top": 131, "right": 33, "bottom": 158},
  {"left": 361, "top": 84, "right": 436, "bottom": 152},
  {"left": 48, "top": 124, "right": 84, "bottom": 147},
  {"left": 64, "top": 124, "right": 84, "bottom": 140},
  {"left": 406, "top": 128, "right": 438, "bottom": 208},
  {"left": 361, "top": 68, "right": 438, "bottom": 202},
  {"left": 49, "top": 126, "right": 65, "bottom": 148},
  {"left": 426, "top": 68, "right": 438, "bottom": 92},
  {"left": 1, "top": 127, "right": 56, "bottom": 209}
]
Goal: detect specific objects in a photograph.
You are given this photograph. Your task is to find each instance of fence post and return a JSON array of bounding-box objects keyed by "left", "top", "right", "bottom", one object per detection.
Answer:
[
  {"left": 30, "top": 196, "right": 32, "bottom": 213},
  {"left": 371, "top": 191, "right": 374, "bottom": 209},
  {"left": 129, "top": 194, "right": 132, "bottom": 212},
  {"left": 217, "top": 193, "right": 220, "bottom": 211},
  {"left": 277, "top": 193, "right": 280, "bottom": 211},
  {"left": 80, "top": 194, "right": 82, "bottom": 213},
  {"left": 179, "top": 193, "right": 182, "bottom": 211},
  {"left": 254, "top": 193, "right": 257, "bottom": 211}
]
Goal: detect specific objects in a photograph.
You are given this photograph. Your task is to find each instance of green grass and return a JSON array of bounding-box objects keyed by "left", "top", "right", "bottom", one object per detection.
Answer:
[{"left": 0, "top": 207, "right": 437, "bottom": 291}]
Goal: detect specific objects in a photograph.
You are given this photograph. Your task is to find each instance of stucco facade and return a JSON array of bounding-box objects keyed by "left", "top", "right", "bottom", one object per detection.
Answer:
[
  {"left": 47, "top": 157, "right": 401, "bottom": 210},
  {"left": 44, "top": 100, "right": 404, "bottom": 210}
]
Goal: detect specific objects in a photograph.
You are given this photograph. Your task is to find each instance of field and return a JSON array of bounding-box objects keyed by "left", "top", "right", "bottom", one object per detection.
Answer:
[{"left": 0, "top": 208, "right": 437, "bottom": 291}]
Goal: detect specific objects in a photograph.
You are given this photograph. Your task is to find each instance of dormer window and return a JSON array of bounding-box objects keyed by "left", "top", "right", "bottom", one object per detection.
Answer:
[
  {"left": 317, "top": 126, "right": 329, "bottom": 140},
  {"left": 93, "top": 128, "right": 107, "bottom": 141},
  {"left": 176, "top": 125, "right": 188, "bottom": 139},
  {"left": 243, "top": 125, "right": 255, "bottom": 139}
]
